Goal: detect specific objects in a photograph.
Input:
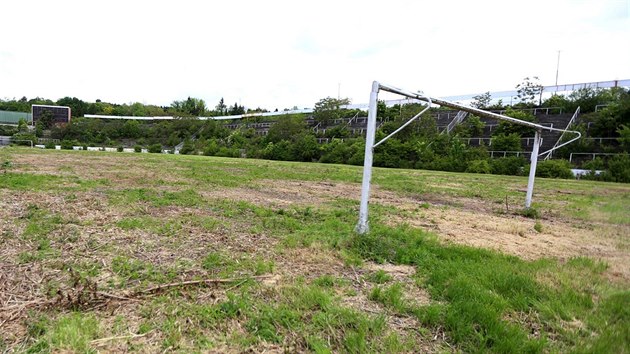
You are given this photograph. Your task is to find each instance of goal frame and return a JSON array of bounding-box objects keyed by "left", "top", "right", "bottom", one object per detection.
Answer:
[{"left": 355, "top": 81, "right": 580, "bottom": 234}]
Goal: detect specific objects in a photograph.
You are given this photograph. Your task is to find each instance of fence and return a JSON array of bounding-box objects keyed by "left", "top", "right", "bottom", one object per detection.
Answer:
[{"left": 0, "top": 111, "right": 32, "bottom": 125}]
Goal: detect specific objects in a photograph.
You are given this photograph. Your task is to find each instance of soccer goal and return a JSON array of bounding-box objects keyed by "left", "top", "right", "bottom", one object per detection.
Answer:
[{"left": 355, "top": 81, "right": 581, "bottom": 234}]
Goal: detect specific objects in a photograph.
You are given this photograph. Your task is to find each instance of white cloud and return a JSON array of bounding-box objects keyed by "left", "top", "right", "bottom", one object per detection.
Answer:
[{"left": 1, "top": 0, "right": 628, "bottom": 110}]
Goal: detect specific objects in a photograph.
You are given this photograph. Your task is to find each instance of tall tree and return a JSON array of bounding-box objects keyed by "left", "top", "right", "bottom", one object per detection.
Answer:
[
  {"left": 515, "top": 77, "right": 543, "bottom": 106},
  {"left": 471, "top": 92, "right": 492, "bottom": 109},
  {"left": 215, "top": 98, "right": 227, "bottom": 116},
  {"left": 313, "top": 97, "right": 350, "bottom": 124},
  {"left": 229, "top": 102, "right": 245, "bottom": 115}
]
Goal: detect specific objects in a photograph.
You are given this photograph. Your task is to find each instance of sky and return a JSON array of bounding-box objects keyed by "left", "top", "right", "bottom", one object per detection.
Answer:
[{"left": 1, "top": 0, "right": 629, "bottom": 111}]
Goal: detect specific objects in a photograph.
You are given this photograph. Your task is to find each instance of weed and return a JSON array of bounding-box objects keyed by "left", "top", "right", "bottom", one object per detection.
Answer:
[
  {"left": 313, "top": 275, "right": 336, "bottom": 288},
  {"left": 366, "top": 269, "right": 393, "bottom": 284},
  {"left": 534, "top": 220, "right": 543, "bottom": 233},
  {"left": 368, "top": 283, "right": 408, "bottom": 313},
  {"left": 519, "top": 207, "right": 540, "bottom": 219},
  {"left": 41, "top": 313, "right": 100, "bottom": 353}
]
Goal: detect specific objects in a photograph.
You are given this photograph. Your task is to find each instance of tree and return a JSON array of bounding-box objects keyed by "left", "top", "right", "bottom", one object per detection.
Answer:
[
  {"left": 265, "top": 115, "right": 307, "bottom": 143},
  {"left": 312, "top": 97, "right": 350, "bottom": 124},
  {"left": 229, "top": 102, "right": 245, "bottom": 115},
  {"left": 515, "top": 77, "right": 543, "bottom": 106},
  {"left": 494, "top": 108, "right": 536, "bottom": 136},
  {"left": 471, "top": 92, "right": 492, "bottom": 109},
  {"left": 215, "top": 98, "right": 227, "bottom": 116},
  {"left": 618, "top": 124, "right": 630, "bottom": 151},
  {"left": 171, "top": 97, "right": 206, "bottom": 116},
  {"left": 37, "top": 110, "right": 54, "bottom": 129},
  {"left": 491, "top": 133, "right": 522, "bottom": 152},
  {"left": 56, "top": 97, "right": 87, "bottom": 117},
  {"left": 17, "top": 118, "right": 29, "bottom": 132}
]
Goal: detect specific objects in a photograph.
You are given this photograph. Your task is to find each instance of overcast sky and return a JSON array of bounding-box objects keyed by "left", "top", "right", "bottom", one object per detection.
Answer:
[{"left": 1, "top": 0, "right": 628, "bottom": 111}]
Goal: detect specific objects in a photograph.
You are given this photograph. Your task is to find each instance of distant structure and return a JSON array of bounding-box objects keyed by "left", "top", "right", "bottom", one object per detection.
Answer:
[
  {"left": 0, "top": 110, "right": 32, "bottom": 125},
  {"left": 32, "top": 105, "right": 71, "bottom": 125}
]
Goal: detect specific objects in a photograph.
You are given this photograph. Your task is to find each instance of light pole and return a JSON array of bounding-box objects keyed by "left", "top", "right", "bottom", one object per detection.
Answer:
[{"left": 555, "top": 50, "right": 561, "bottom": 87}]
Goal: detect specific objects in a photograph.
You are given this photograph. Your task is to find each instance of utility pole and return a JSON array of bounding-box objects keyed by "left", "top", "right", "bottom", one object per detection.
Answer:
[{"left": 555, "top": 50, "right": 561, "bottom": 87}]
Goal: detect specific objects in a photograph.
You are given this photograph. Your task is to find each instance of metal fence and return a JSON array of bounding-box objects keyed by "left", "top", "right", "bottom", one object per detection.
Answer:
[{"left": 0, "top": 111, "right": 32, "bottom": 125}]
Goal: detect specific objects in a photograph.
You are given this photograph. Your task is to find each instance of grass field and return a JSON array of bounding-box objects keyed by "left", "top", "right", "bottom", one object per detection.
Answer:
[{"left": 1, "top": 147, "right": 629, "bottom": 353}]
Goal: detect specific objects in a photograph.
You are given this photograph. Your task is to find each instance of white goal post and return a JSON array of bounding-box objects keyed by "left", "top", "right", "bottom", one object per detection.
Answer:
[{"left": 355, "top": 81, "right": 581, "bottom": 234}]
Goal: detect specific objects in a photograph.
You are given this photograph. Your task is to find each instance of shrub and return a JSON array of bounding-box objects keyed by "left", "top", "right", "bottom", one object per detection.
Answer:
[
  {"left": 216, "top": 147, "right": 240, "bottom": 158},
  {"left": 134, "top": 145, "right": 142, "bottom": 153},
  {"left": 117, "top": 146, "right": 124, "bottom": 152},
  {"left": 490, "top": 157, "right": 525, "bottom": 175},
  {"left": 466, "top": 159, "right": 492, "bottom": 174},
  {"left": 45, "top": 141, "right": 56, "bottom": 149},
  {"left": 179, "top": 139, "right": 195, "bottom": 155},
  {"left": 203, "top": 141, "right": 219, "bottom": 156},
  {"left": 11, "top": 132, "right": 37, "bottom": 146},
  {"left": 148, "top": 144, "right": 162, "bottom": 153},
  {"left": 490, "top": 133, "right": 522, "bottom": 152},
  {"left": 603, "top": 154, "right": 630, "bottom": 183},
  {"left": 60, "top": 140, "right": 74, "bottom": 150},
  {"left": 532, "top": 159, "right": 573, "bottom": 179}
]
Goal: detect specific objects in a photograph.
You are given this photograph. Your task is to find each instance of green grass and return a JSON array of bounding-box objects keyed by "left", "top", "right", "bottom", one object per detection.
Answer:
[
  {"left": 26, "top": 312, "right": 100, "bottom": 353},
  {"left": 349, "top": 225, "right": 629, "bottom": 352},
  {"left": 0, "top": 172, "right": 60, "bottom": 190}
]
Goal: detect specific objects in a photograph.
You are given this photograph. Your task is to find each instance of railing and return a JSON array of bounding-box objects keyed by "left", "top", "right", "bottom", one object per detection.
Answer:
[
  {"left": 457, "top": 137, "right": 542, "bottom": 147},
  {"left": 595, "top": 104, "right": 609, "bottom": 112},
  {"left": 487, "top": 150, "right": 532, "bottom": 158},
  {"left": 0, "top": 136, "right": 34, "bottom": 147},
  {"left": 495, "top": 107, "right": 564, "bottom": 115},
  {"left": 542, "top": 106, "right": 580, "bottom": 160},
  {"left": 37, "top": 138, "right": 61, "bottom": 144},
  {"left": 445, "top": 111, "right": 468, "bottom": 134},
  {"left": 433, "top": 106, "right": 564, "bottom": 121},
  {"left": 569, "top": 152, "right": 623, "bottom": 163}
]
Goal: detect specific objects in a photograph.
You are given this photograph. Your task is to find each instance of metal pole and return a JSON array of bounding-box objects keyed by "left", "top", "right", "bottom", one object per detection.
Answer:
[
  {"left": 525, "top": 130, "right": 542, "bottom": 208},
  {"left": 356, "top": 81, "right": 380, "bottom": 234},
  {"left": 555, "top": 50, "right": 561, "bottom": 87}
]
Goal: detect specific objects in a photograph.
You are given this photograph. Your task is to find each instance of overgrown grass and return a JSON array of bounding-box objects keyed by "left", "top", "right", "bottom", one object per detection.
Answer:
[
  {"left": 26, "top": 313, "right": 100, "bottom": 353},
  {"left": 349, "top": 225, "right": 629, "bottom": 352},
  {"left": 2, "top": 148, "right": 628, "bottom": 352}
]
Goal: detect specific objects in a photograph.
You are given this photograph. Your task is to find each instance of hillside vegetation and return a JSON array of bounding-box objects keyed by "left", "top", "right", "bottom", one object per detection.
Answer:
[{"left": 3, "top": 87, "right": 630, "bottom": 183}]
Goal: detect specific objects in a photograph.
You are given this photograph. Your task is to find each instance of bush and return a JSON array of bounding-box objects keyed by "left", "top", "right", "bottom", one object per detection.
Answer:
[
  {"left": 490, "top": 133, "right": 522, "bottom": 152},
  {"left": 203, "top": 140, "right": 219, "bottom": 156},
  {"left": 60, "top": 140, "right": 74, "bottom": 150},
  {"left": 490, "top": 157, "right": 526, "bottom": 175},
  {"left": 11, "top": 132, "right": 37, "bottom": 146},
  {"left": 466, "top": 159, "right": 492, "bottom": 174},
  {"left": 134, "top": 145, "right": 142, "bottom": 153},
  {"left": 179, "top": 139, "right": 195, "bottom": 155},
  {"left": 148, "top": 144, "right": 162, "bottom": 153},
  {"left": 603, "top": 154, "right": 630, "bottom": 183},
  {"left": 530, "top": 159, "right": 573, "bottom": 179},
  {"left": 45, "top": 141, "right": 56, "bottom": 149},
  {"left": 216, "top": 147, "right": 240, "bottom": 158},
  {"left": 117, "top": 146, "right": 124, "bottom": 152}
]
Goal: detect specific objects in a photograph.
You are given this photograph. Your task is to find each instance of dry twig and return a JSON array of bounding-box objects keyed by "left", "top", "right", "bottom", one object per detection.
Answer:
[{"left": 136, "top": 275, "right": 270, "bottom": 295}]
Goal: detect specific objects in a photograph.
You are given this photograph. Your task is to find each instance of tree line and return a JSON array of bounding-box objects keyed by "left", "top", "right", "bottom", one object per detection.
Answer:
[{"left": 2, "top": 85, "right": 629, "bottom": 182}]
